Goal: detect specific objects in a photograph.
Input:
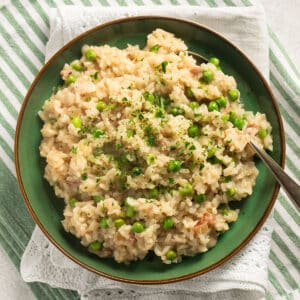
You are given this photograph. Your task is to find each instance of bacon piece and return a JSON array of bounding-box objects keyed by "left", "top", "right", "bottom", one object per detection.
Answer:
[
  {"left": 190, "top": 66, "right": 201, "bottom": 75},
  {"left": 194, "top": 212, "right": 215, "bottom": 227}
]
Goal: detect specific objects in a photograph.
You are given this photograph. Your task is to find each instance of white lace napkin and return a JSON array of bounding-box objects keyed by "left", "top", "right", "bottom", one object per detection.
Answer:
[{"left": 21, "top": 4, "right": 273, "bottom": 299}]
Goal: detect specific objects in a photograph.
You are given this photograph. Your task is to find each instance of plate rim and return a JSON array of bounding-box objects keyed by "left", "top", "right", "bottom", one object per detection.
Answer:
[{"left": 14, "top": 15, "right": 285, "bottom": 284}]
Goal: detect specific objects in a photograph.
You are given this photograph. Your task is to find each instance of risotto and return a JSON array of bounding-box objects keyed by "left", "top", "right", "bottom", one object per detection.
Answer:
[{"left": 39, "top": 29, "right": 273, "bottom": 264}]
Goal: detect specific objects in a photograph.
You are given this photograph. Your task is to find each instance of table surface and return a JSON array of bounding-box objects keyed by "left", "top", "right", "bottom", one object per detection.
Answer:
[{"left": 0, "top": 1, "right": 299, "bottom": 299}]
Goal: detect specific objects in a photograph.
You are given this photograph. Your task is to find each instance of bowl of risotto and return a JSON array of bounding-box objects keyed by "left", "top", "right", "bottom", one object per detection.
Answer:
[{"left": 15, "top": 16, "right": 284, "bottom": 283}]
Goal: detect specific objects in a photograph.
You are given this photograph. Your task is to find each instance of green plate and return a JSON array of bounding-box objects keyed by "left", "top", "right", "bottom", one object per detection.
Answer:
[{"left": 15, "top": 16, "right": 285, "bottom": 284}]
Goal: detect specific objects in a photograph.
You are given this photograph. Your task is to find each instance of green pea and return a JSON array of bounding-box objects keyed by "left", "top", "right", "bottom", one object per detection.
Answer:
[
  {"left": 99, "top": 217, "right": 109, "bottom": 229},
  {"left": 96, "top": 101, "right": 107, "bottom": 111},
  {"left": 167, "top": 160, "right": 182, "bottom": 172},
  {"left": 229, "top": 111, "right": 237, "bottom": 123},
  {"left": 163, "top": 217, "right": 174, "bottom": 229},
  {"left": 209, "top": 57, "right": 220, "bottom": 67},
  {"left": 226, "top": 188, "right": 236, "bottom": 198},
  {"left": 258, "top": 128, "right": 268, "bottom": 139},
  {"left": 93, "top": 195, "right": 104, "bottom": 204},
  {"left": 216, "top": 96, "right": 227, "bottom": 108},
  {"left": 114, "top": 218, "right": 125, "bottom": 228},
  {"left": 233, "top": 117, "right": 245, "bottom": 130},
  {"left": 185, "top": 87, "right": 195, "bottom": 99},
  {"left": 71, "top": 63, "right": 83, "bottom": 71},
  {"left": 208, "top": 101, "right": 219, "bottom": 112},
  {"left": 189, "top": 101, "right": 200, "bottom": 109},
  {"left": 221, "top": 114, "right": 230, "bottom": 122},
  {"left": 88, "top": 240, "right": 102, "bottom": 251},
  {"left": 228, "top": 89, "right": 239, "bottom": 101},
  {"left": 166, "top": 250, "right": 177, "bottom": 261},
  {"left": 188, "top": 124, "right": 200, "bottom": 138},
  {"left": 69, "top": 197, "right": 77, "bottom": 208},
  {"left": 71, "top": 116, "right": 82, "bottom": 128},
  {"left": 207, "top": 147, "right": 217, "bottom": 158},
  {"left": 65, "top": 74, "right": 76, "bottom": 85},
  {"left": 126, "top": 206, "right": 135, "bottom": 218},
  {"left": 107, "top": 103, "right": 116, "bottom": 110},
  {"left": 179, "top": 183, "right": 193, "bottom": 196},
  {"left": 146, "top": 154, "right": 156, "bottom": 165},
  {"left": 170, "top": 107, "right": 184, "bottom": 116},
  {"left": 132, "top": 167, "right": 142, "bottom": 177},
  {"left": 194, "top": 194, "right": 206, "bottom": 204},
  {"left": 202, "top": 69, "right": 214, "bottom": 84},
  {"left": 149, "top": 188, "right": 159, "bottom": 198},
  {"left": 85, "top": 48, "right": 97, "bottom": 61},
  {"left": 132, "top": 222, "right": 145, "bottom": 233}
]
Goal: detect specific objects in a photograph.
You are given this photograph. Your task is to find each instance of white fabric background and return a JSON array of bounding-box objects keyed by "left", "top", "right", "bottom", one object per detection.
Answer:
[{"left": 0, "top": 1, "right": 299, "bottom": 299}]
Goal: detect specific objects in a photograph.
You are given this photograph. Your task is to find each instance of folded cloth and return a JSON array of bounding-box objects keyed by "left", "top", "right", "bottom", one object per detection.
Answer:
[{"left": 21, "top": 4, "right": 274, "bottom": 300}]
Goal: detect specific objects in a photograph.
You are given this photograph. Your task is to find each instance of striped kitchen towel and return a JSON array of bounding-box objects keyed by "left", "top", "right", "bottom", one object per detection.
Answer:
[{"left": 0, "top": 1, "right": 299, "bottom": 299}]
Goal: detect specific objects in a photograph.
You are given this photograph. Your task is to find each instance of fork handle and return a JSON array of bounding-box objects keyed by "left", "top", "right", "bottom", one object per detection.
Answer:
[{"left": 249, "top": 141, "right": 300, "bottom": 212}]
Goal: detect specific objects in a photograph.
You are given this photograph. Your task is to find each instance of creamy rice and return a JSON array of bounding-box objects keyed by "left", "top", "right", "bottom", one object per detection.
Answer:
[{"left": 39, "top": 29, "right": 273, "bottom": 264}]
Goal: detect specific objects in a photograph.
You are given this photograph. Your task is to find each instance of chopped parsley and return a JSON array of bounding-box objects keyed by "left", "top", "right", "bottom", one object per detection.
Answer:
[
  {"left": 143, "top": 91, "right": 156, "bottom": 104},
  {"left": 81, "top": 173, "right": 88, "bottom": 181},
  {"left": 224, "top": 175, "right": 232, "bottom": 182},
  {"left": 218, "top": 203, "right": 230, "bottom": 215},
  {"left": 127, "top": 129, "right": 136, "bottom": 137},
  {"left": 93, "top": 128, "right": 105, "bottom": 138},
  {"left": 144, "top": 125, "right": 152, "bottom": 134},
  {"left": 121, "top": 183, "right": 129, "bottom": 190},
  {"left": 185, "top": 87, "right": 195, "bottom": 99},
  {"left": 69, "top": 197, "right": 77, "bottom": 208},
  {"left": 161, "top": 61, "right": 168, "bottom": 73},
  {"left": 156, "top": 61, "right": 168, "bottom": 73},
  {"left": 93, "top": 146, "right": 102, "bottom": 157},
  {"left": 93, "top": 195, "right": 104, "bottom": 204},
  {"left": 115, "top": 143, "right": 122, "bottom": 150},
  {"left": 149, "top": 44, "right": 161, "bottom": 53},
  {"left": 168, "top": 178, "right": 175, "bottom": 184},
  {"left": 92, "top": 72, "right": 98, "bottom": 80},
  {"left": 146, "top": 134, "right": 157, "bottom": 147},
  {"left": 155, "top": 108, "right": 165, "bottom": 118},
  {"left": 71, "top": 146, "right": 77, "bottom": 154}
]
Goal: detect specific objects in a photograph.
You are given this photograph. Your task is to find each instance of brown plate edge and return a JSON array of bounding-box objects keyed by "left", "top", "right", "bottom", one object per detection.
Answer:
[{"left": 14, "top": 15, "right": 286, "bottom": 285}]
